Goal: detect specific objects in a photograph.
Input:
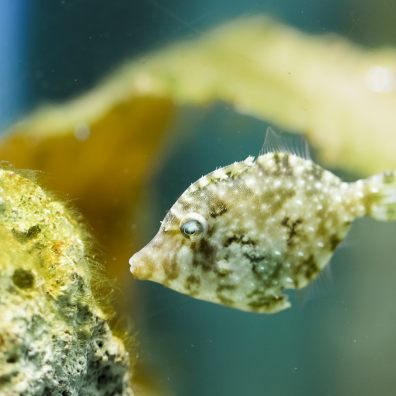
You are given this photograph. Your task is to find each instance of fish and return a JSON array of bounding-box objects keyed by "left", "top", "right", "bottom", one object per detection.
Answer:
[{"left": 129, "top": 129, "right": 396, "bottom": 313}]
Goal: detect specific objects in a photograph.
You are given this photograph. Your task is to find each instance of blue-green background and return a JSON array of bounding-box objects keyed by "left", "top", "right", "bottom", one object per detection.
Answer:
[{"left": 3, "top": 1, "right": 396, "bottom": 395}]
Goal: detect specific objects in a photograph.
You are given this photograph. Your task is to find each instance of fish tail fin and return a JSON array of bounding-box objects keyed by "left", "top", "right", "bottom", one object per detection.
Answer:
[{"left": 362, "top": 171, "right": 396, "bottom": 221}]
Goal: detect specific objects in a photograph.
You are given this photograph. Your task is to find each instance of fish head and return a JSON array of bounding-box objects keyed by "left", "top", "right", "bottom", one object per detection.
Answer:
[{"left": 129, "top": 186, "right": 217, "bottom": 290}]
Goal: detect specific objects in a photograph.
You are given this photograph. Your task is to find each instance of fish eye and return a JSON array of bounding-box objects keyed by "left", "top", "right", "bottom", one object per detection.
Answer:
[
  {"left": 179, "top": 213, "right": 207, "bottom": 238},
  {"left": 180, "top": 220, "right": 202, "bottom": 236}
]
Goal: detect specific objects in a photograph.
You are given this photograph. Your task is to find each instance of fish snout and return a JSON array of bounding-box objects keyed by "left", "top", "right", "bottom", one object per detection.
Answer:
[
  {"left": 129, "top": 248, "right": 156, "bottom": 280},
  {"left": 129, "top": 231, "right": 177, "bottom": 282}
]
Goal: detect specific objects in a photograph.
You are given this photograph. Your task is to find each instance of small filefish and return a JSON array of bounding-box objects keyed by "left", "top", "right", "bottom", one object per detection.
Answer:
[{"left": 129, "top": 129, "right": 396, "bottom": 313}]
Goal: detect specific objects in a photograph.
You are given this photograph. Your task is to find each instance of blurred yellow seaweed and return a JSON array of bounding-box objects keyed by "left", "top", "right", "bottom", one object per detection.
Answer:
[{"left": 120, "top": 16, "right": 396, "bottom": 174}]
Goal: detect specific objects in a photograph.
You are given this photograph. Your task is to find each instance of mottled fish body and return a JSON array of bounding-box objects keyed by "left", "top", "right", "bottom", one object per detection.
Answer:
[{"left": 129, "top": 134, "right": 396, "bottom": 313}]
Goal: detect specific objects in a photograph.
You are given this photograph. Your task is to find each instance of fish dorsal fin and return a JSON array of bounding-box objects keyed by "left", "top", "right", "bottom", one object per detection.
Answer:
[{"left": 259, "top": 127, "right": 311, "bottom": 159}]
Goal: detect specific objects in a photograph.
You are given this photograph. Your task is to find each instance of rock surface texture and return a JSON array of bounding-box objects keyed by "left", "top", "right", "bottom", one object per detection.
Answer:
[{"left": 0, "top": 167, "right": 133, "bottom": 396}]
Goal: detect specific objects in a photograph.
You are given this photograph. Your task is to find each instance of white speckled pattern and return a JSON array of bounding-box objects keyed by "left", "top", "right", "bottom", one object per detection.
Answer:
[{"left": 130, "top": 151, "right": 396, "bottom": 313}]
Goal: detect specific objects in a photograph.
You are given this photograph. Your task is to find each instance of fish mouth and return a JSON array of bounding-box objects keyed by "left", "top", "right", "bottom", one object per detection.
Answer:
[
  {"left": 129, "top": 230, "right": 176, "bottom": 282},
  {"left": 129, "top": 248, "right": 155, "bottom": 280},
  {"left": 129, "top": 227, "right": 186, "bottom": 284}
]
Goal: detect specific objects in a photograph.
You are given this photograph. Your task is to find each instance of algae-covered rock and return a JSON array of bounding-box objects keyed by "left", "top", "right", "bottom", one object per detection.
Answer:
[{"left": 0, "top": 167, "right": 133, "bottom": 395}]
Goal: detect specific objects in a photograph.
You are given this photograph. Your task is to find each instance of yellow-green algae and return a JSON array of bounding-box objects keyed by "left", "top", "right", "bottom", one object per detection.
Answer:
[{"left": 0, "top": 167, "right": 133, "bottom": 395}]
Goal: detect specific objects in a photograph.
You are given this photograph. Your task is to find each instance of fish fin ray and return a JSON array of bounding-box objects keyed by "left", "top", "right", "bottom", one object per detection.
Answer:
[
  {"left": 294, "top": 264, "right": 333, "bottom": 309},
  {"left": 259, "top": 127, "right": 311, "bottom": 159}
]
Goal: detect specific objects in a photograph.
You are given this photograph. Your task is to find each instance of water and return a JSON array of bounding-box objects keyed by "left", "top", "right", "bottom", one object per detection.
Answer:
[{"left": 3, "top": 1, "right": 396, "bottom": 395}]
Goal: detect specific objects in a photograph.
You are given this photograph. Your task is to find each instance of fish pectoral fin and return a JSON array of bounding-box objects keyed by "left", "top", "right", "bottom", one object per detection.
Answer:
[{"left": 293, "top": 264, "right": 333, "bottom": 309}]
